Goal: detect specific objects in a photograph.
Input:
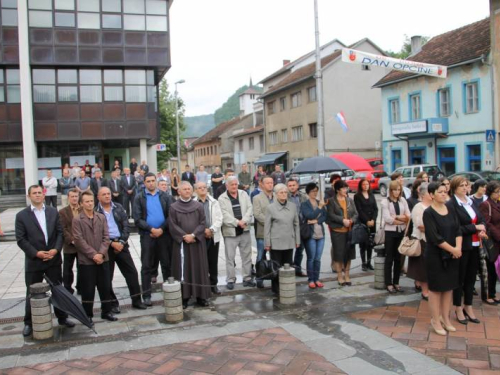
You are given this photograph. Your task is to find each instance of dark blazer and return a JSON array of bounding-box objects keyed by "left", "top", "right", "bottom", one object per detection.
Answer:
[
  {"left": 96, "top": 202, "right": 130, "bottom": 242},
  {"left": 480, "top": 198, "right": 500, "bottom": 250},
  {"left": 109, "top": 178, "right": 123, "bottom": 196},
  {"left": 59, "top": 205, "right": 81, "bottom": 254},
  {"left": 121, "top": 174, "right": 136, "bottom": 194},
  {"left": 181, "top": 171, "right": 196, "bottom": 186},
  {"left": 354, "top": 193, "right": 378, "bottom": 226},
  {"left": 90, "top": 178, "right": 108, "bottom": 197},
  {"left": 446, "top": 196, "right": 484, "bottom": 252},
  {"left": 15, "top": 206, "right": 63, "bottom": 272},
  {"left": 133, "top": 190, "right": 171, "bottom": 235},
  {"left": 326, "top": 195, "right": 358, "bottom": 230},
  {"left": 129, "top": 162, "right": 138, "bottom": 174}
]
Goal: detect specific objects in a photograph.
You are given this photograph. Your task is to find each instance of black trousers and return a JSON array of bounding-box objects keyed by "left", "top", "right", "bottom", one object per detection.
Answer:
[
  {"left": 384, "top": 233, "right": 403, "bottom": 286},
  {"left": 63, "top": 252, "right": 80, "bottom": 294},
  {"left": 45, "top": 195, "right": 57, "bottom": 208},
  {"left": 79, "top": 262, "right": 112, "bottom": 317},
  {"left": 270, "top": 249, "right": 293, "bottom": 293},
  {"left": 360, "top": 228, "right": 375, "bottom": 264},
  {"left": 206, "top": 238, "right": 220, "bottom": 286},
  {"left": 108, "top": 244, "right": 142, "bottom": 307},
  {"left": 454, "top": 248, "right": 479, "bottom": 306},
  {"left": 481, "top": 257, "right": 498, "bottom": 300},
  {"left": 140, "top": 234, "right": 171, "bottom": 298},
  {"left": 25, "top": 266, "right": 68, "bottom": 325},
  {"left": 123, "top": 192, "right": 135, "bottom": 217}
]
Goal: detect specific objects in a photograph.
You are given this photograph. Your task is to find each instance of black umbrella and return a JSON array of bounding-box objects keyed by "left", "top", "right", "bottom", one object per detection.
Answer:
[
  {"left": 44, "top": 276, "right": 96, "bottom": 333},
  {"left": 293, "top": 156, "right": 349, "bottom": 174}
]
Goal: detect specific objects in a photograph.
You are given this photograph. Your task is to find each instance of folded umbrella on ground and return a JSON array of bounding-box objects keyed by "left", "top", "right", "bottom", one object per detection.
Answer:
[{"left": 44, "top": 276, "right": 96, "bottom": 333}]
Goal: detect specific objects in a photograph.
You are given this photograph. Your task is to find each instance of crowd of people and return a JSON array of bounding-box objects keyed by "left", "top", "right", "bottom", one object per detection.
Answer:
[{"left": 14, "top": 158, "right": 500, "bottom": 339}]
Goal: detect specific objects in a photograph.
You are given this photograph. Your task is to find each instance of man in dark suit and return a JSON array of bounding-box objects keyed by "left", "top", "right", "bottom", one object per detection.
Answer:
[
  {"left": 15, "top": 185, "right": 75, "bottom": 337},
  {"left": 129, "top": 158, "right": 138, "bottom": 175},
  {"left": 109, "top": 170, "right": 123, "bottom": 205},
  {"left": 90, "top": 169, "right": 108, "bottom": 198},
  {"left": 121, "top": 167, "right": 136, "bottom": 218},
  {"left": 181, "top": 164, "right": 196, "bottom": 187}
]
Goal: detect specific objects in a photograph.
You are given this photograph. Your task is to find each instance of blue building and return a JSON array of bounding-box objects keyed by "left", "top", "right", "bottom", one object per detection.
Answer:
[{"left": 374, "top": 19, "right": 493, "bottom": 176}]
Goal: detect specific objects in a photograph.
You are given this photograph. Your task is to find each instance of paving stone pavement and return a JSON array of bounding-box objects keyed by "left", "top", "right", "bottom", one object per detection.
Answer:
[
  {"left": 352, "top": 296, "right": 500, "bottom": 375},
  {"left": 2, "top": 327, "right": 346, "bottom": 375}
]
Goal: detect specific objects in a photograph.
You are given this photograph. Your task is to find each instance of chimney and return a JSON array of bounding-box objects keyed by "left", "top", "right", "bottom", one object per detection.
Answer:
[
  {"left": 283, "top": 59, "right": 291, "bottom": 66},
  {"left": 410, "top": 35, "right": 422, "bottom": 56}
]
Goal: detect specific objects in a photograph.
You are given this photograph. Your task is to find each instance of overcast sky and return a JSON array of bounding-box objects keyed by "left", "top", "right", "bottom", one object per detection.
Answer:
[{"left": 168, "top": 0, "right": 490, "bottom": 117}]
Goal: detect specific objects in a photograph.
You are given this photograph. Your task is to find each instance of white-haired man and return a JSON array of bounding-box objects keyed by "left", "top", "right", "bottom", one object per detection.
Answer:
[{"left": 218, "top": 176, "right": 255, "bottom": 290}]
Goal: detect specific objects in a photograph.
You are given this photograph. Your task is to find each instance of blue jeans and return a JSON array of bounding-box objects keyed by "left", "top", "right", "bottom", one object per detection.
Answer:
[
  {"left": 305, "top": 237, "right": 325, "bottom": 282},
  {"left": 256, "top": 238, "right": 265, "bottom": 263},
  {"left": 294, "top": 244, "right": 305, "bottom": 274}
]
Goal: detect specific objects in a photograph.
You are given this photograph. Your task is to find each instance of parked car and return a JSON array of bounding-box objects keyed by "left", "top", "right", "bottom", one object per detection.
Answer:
[
  {"left": 448, "top": 171, "right": 500, "bottom": 183},
  {"left": 324, "top": 169, "right": 356, "bottom": 185},
  {"left": 366, "top": 157, "right": 384, "bottom": 171},
  {"left": 378, "top": 164, "right": 444, "bottom": 197},
  {"left": 288, "top": 173, "right": 319, "bottom": 189},
  {"left": 346, "top": 170, "right": 388, "bottom": 192}
]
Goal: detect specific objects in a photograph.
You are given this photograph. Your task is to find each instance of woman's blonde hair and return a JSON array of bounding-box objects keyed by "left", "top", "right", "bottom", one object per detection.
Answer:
[{"left": 388, "top": 180, "right": 402, "bottom": 200}]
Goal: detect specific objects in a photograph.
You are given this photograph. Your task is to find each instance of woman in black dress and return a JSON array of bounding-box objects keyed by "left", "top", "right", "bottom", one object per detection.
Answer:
[
  {"left": 423, "top": 182, "right": 462, "bottom": 336},
  {"left": 354, "top": 178, "right": 378, "bottom": 271}
]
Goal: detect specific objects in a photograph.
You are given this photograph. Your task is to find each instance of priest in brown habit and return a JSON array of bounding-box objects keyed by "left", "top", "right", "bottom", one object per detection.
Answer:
[{"left": 168, "top": 181, "right": 211, "bottom": 309}]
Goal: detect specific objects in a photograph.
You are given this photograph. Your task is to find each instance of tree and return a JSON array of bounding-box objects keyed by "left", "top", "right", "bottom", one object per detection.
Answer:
[
  {"left": 213, "top": 85, "right": 248, "bottom": 125},
  {"left": 156, "top": 79, "right": 186, "bottom": 170},
  {"left": 386, "top": 35, "right": 430, "bottom": 59}
]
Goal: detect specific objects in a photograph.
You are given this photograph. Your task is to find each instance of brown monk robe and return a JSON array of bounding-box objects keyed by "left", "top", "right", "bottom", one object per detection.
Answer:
[{"left": 168, "top": 181, "right": 211, "bottom": 309}]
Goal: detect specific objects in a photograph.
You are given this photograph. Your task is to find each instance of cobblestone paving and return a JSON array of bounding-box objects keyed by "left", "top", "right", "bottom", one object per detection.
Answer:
[
  {"left": 352, "top": 297, "right": 500, "bottom": 375},
  {"left": 2, "top": 327, "right": 345, "bottom": 375}
]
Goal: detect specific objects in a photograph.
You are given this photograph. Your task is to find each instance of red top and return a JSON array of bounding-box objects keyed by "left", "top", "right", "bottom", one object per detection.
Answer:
[{"left": 472, "top": 216, "right": 479, "bottom": 243}]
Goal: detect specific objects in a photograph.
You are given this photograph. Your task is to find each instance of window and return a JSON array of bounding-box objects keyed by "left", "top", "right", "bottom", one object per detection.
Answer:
[
  {"left": 29, "top": 11, "right": 53, "bottom": 27},
  {"left": 80, "top": 70, "right": 101, "bottom": 84},
  {"left": 104, "top": 86, "right": 123, "bottom": 101},
  {"left": 238, "top": 139, "right": 243, "bottom": 152},
  {"left": 389, "top": 98, "right": 400, "bottom": 124},
  {"left": 55, "top": 0, "right": 75, "bottom": 10},
  {"left": 281, "top": 129, "right": 288, "bottom": 143},
  {"left": 269, "top": 131, "right": 278, "bottom": 145},
  {"left": 126, "top": 86, "right": 147, "bottom": 102},
  {"left": 291, "top": 92, "right": 301, "bottom": 108},
  {"left": 103, "top": 0, "right": 121, "bottom": 12},
  {"left": 80, "top": 70, "right": 101, "bottom": 102},
  {"left": 307, "top": 86, "right": 317, "bottom": 102},
  {"left": 2, "top": 8, "right": 18, "bottom": 26},
  {"left": 292, "top": 126, "right": 303, "bottom": 141},
  {"left": 33, "top": 69, "right": 56, "bottom": 103},
  {"left": 438, "top": 88, "right": 450, "bottom": 117},
  {"left": 146, "top": 15, "right": 167, "bottom": 31},
  {"left": 55, "top": 12, "right": 75, "bottom": 27},
  {"left": 58, "top": 86, "right": 78, "bottom": 101},
  {"left": 259, "top": 135, "right": 264, "bottom": 151},
  {"left": 124, "top": 0, "right": 145, "bottom": 14},
  {"left": 467, "top": 145, "right": 481, "bottom": 171},
  {"left": 33, "top": 69, "right": 56, "bottom": 84},
  {"left": 410, "top": 93, "right": 421, "bottom": 120},
  {"left": 77, "top": 0, "right": 98, "bottom": 12},
  {"left": 249, "top": 137, "right": 254, "bottom": 150},
  {"left": 279, "top": 97, "right": 286, "bottom": 111},
  {"left": 78, "top": 12, "right": 100, "bottom": 29},
  {"left": 57, "top": 69, "right": 77, "bottom": 102},
  {"left": 102, "top": 14, "right": 122, "bottom": 29},
  {"left": 309, "top": 123, "right": 317, "bottom": 138},
  {"left": 267, "top": 100, "right": 276, "bottom": 115},
  {"left": 29, "top": 0, "right": 52, "bottom": 10},
  {"left": 465, "top": 81, "right": 479, "bottom": 113},
  {"left": 2, "top": 0, "right": 17, "bottom": 8},
  {"left": 58, "top": 70, "right": 77, "bottom": 83},
  {"left": 7, "top": 69, "right": 20, "bottom": 103},
  {"left": 391, "top": 149, "right": 402, "bottom": 171},
  {"left": 402, "top": 168, "right": 412, "bottom": 178},
  {"left": 104, "top": 70, "right": 123, "bottom": 84},
  {"left": 146, "top": 0, "right": 167, "bottom": 14},
  {"left": 438, "top": 147, "right": 456, "bottom": 175}
]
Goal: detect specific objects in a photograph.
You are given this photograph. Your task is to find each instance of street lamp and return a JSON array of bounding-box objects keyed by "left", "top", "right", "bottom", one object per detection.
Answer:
[{"left": 175, "top": 79, "right": 185, "bottom": 173}]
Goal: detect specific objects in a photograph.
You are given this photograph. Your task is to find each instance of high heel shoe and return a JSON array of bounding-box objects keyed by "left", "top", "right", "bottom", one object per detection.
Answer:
[
  {"left": 430, "top": 319, "right": 447, "bottom": 336},
  {"left": 463, "top": 309, "right": 480, "bottom": 324},
  {"left": 455, "top": 311, "right": 468, "bottom": 325},
  {"left": 440, "top": 316, "right": 457, "bottom": 332}
]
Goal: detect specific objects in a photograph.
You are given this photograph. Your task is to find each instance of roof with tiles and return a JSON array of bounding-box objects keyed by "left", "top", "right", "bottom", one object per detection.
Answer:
[{"left": 374, "top": 18, "right": 490, "bottom": 87}]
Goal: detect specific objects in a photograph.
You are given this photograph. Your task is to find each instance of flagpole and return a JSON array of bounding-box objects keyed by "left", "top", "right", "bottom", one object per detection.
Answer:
[{"left": 314, "top": 0, "right": 325, "bottom": 157}]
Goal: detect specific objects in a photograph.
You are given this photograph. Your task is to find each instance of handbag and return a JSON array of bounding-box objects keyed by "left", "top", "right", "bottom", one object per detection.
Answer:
[
  {"left": 398, "top": 217, "right": 421, "bottom": 257},
  {"left": 374, "top": 204, "right": 385, "bottom": 245},
  {"left": 255, "top": 251, "right": 281, "bottom": 280},
  {"left": 351, "top": 223, "right": 369, "bottom": 245},
  {"left": 300, "top": 217, "right": 312, "bottom": 240}
]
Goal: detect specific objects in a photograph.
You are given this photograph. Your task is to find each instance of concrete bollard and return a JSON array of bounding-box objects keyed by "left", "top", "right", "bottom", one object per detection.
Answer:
[
  {"left": 30, "top": 282, "right": 53, "bottom": 340},
  {"left": 163, "top": 277, "right": 183, "bottom": 323},
  {"left": 374, "top": 245, "right": 386, "bottom": 290},
  {"left": 279, "top": 264, "right": 296, "bottom": 305}
]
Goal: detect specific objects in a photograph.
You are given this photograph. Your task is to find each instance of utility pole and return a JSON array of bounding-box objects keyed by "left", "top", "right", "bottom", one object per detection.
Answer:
[
  {"left": 175, "top": 80, "right": 185, "bottom": 173},
  {"left": 314, "top": 0, "right": 325, "bottom": 157}
]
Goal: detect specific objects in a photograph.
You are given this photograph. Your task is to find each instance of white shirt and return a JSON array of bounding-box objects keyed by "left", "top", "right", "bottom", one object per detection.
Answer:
[
  {"left": 31, "top": 204, "right": 48, "bottom": 245},
  {"left": 455, "top": 195, "right": 479, "bottom": 246},
  {"left": 42, "top": 176, "right": 58, "bottom": 196}
]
